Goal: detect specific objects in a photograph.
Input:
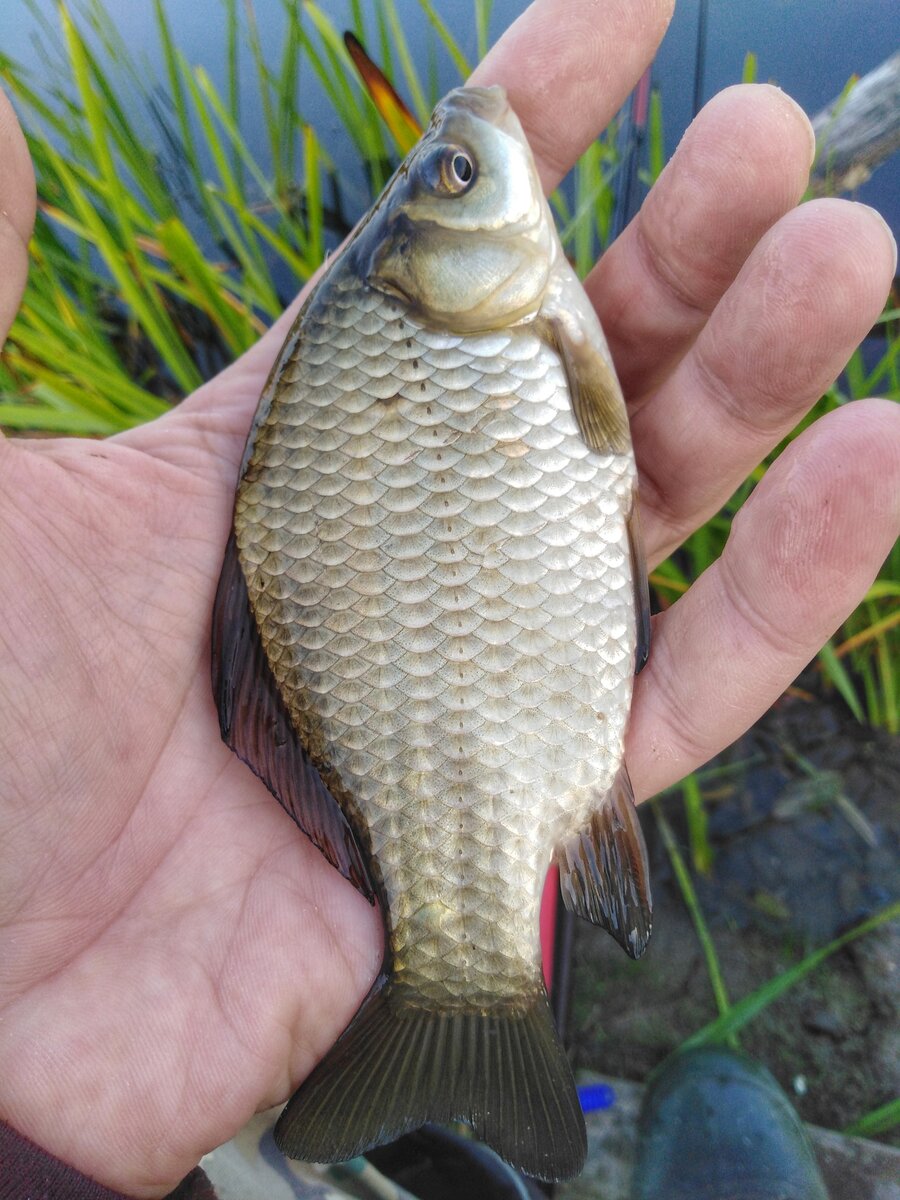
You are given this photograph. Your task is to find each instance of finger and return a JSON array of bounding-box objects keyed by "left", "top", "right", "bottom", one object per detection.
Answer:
[
  {"left": 633, "top": 197, "right": 897, "bottom": 564},
  {"left": 470, "top": 0, "right": 674, "bottom": 192},
  {"left": 0, "top": 88, "right": 35, "bottom": 347},
  {"left": 587, "top": 84, "right": 815, "bottom": 405},
  {"left": 627, "top": 398, "right": 900, "bottom": 803}
]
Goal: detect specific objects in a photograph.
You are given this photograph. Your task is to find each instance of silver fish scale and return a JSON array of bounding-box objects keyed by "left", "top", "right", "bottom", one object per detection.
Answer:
[{"left": 237, "top": 263, "right": 637, "bottom": 1007}]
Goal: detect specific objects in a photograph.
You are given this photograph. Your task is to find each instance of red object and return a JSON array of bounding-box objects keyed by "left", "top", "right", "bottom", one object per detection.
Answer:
[
  {"left": 540, "top": 866, "right": 560, "bottom": 991},
  {"left": 634, "top": 66, "right": 652, "bottom": 128}
]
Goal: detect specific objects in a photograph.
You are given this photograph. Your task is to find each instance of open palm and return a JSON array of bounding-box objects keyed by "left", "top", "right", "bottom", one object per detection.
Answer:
[{"left": 1, "top": 2, "right": 898, "bottom": 1196}]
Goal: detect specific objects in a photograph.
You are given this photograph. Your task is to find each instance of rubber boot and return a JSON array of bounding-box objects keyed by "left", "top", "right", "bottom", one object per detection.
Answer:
[{"left": 631, "top": 1046, "right": 830, "bottom": 1200}]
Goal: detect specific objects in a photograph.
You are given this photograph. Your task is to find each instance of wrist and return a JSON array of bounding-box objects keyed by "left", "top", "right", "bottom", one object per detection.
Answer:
[
  {"left": 0, "top": 1120, "right": 214, "bottom": 1200},
  {"left": 0, "top": 1086, "right": 180, "bottom": 1200}
]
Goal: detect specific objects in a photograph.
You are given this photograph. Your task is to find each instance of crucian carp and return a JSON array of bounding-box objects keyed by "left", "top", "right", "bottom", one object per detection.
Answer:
[{"left": 212, "top": 85, "right": 652, "bottom": 1182}]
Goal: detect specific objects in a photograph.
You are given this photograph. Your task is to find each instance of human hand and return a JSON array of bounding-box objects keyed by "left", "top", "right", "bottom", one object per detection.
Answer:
[{"left": 1, "top": 1, "right": 897, "bottom": 1195}]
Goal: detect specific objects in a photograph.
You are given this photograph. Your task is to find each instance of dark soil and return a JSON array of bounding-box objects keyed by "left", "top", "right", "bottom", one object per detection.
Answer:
[{"left": 569, "top": 692, "right": 899, "bottom": 1141}]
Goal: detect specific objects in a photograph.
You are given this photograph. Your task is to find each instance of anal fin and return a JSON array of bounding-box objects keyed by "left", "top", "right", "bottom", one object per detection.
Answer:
[{"left": 557, "top": 764, "right": 652, "bottom": 958}]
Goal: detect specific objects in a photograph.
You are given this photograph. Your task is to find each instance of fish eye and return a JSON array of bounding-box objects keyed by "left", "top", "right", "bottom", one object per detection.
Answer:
[
  {"left": 421, "top": 144, "right": 477, "bottom": 196},
  {"left": 449, "top": 152, "right": 473, "bottom": 186}
]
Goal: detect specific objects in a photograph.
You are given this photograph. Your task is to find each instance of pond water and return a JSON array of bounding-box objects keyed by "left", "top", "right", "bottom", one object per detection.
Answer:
[{"left": 3, "top": 0, "right": 898, "bottom": 239}]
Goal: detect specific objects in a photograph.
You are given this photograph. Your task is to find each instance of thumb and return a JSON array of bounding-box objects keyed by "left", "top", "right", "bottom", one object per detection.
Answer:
[{"left": 0, "top": 87, "right": 36, "bottom": 352}]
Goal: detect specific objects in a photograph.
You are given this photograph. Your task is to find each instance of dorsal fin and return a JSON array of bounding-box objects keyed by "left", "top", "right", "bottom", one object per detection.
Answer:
[{"left": 628, "top": 498, "right": 652, "bottom": 674}]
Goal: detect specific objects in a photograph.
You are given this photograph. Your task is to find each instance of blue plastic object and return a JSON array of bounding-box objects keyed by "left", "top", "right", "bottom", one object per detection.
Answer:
[{"left": 578, "top": 1083, "right": 616, "bottom": 1113}]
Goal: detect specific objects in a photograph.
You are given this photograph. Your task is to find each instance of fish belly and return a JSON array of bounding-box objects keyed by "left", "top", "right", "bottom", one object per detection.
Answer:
[{"left": 236, "top": 264, "right": 637, "bottom": 1005}]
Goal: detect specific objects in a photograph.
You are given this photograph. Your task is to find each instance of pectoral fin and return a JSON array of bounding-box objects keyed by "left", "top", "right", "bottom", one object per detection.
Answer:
[
  {"left": 540, "top": 314, "right": 628, "bottom": 453},
  {"left": 537, "top": 306, "right": 631, "bottom": 457},
  {"left": 211, "top": 530, "right": 375, "bottom": 901},
  {"left": 539, "top": 268, "right": 649, "bottom": 667},
  {"left": 556, "top": 764, "right": 652, "bottom": 959}
]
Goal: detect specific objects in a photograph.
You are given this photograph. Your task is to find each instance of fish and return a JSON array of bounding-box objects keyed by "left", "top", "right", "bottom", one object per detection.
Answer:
[{"left": 211, "top": 84, "right": 652, "bottom": 1183}]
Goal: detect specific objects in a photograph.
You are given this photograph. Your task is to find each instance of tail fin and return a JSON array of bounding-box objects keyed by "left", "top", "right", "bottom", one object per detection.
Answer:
[{"left": 274, "top": 983, "right": 586, "bottom": 1182}]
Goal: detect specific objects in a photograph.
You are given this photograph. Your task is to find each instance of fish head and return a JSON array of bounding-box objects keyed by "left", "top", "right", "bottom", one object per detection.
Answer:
[{"left": 358, "top": 86, "right": 557, "bottom": 333}]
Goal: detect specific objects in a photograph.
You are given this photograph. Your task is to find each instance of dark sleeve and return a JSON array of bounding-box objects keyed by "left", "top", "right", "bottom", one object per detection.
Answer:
[{"left": 0, "top": 1121, "right": 217, "bottom": 1200}]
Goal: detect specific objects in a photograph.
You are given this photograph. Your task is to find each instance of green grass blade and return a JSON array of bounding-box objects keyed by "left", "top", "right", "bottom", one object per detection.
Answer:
[
  {"left": 8, "top": 347, "right": 167, "bottom": 423},
  {"left": 275, "top": 1, "right": 303, "bottom": 193},
  {"left": 818, "top": 639, "right": 865, "bottom": 723},
  {"left": 653, "top": 800, "right": 735, "bottom": 1042},
  {"left": 426, "top": 30, "right": 439, "bottom": 107},
  {"left": 5, "top": 349, "right": 124, "bottom": 424},
  {"left": 194, "top": 64, "right": 290, "bottom": 213},
  {"left": 199, "top": 187, "right": 277, "bottom": 317},
  {"left": 865, "top": 580, "right": 900, "bottom": 601},
  {"left": 862, "top": 323, "right": 900, "bottom": 395},
  {"left": 182, "top": 65, "right": 281, "bottom": 311},
  {"left": 0, "top": 401, "right": 118, "bottom": 435},
  {"left": 61, "top": 3, "right": 166, "bottom": 211},
  {"left": 153, "top": 0, "right": 217, "bottom": 230},
  {"left": 843, "top": 1096, "right": 900, "bottom": 1139},
  {"left": 5, "top": 310, "right": 168, "bottom": 424},
  {"left": 302, "top": 2, "right": 389, "bottom": 174},
  {"left": 475, "top": 0, "right": 494, "bottom": 61},
  {"left": 227, "top": 199, "right": 316, "bottom": 285},
  {"left": 836, "top": 608, "right": 900, "bottom": 655},
  {"left": 558, "top": 143, "right": 618, "bottom": 275},
  {"left": 862, "top": 649, "right": 883, "bottom": 727},
  {"left": 303, "top": 123, "right": 324, "bottom": 268},
  {"left": 682, "top": 772, "right": 714, "bottom": 875},
  {"left": 681, "top": 901, "right": 900, "bottom": 1051},
  {"left": 57, "top": 7, "right": 201, "bottom": 392},
  {"left": 378, "top": 0, "right": 429, "bottom": 125},
  {"left": 0, "top": 60, "right": 76, "bottom": 141},
  {"left": 43, "top": 141, "right": 201, "bottom": 393},
  {"left": 224, "top": 0, "right": 240, "bottom": 120},
  {"left": 242, "top": 0, "right": 282, "bottom": 185},
  {"left": 40, "top": 152, "right": 160, "bottom": 243},
  {"left": 417, "top": 0, "right": 472, "bottom": 79},
  {"left": 223, "top": 0, "right": 244, "bottom": 190},
  {"left": 155, "top": 217, "right": 254, "bottom": 354},
  {"left": 59, "top": 10, "right": 139, "bottom": 234},
  {"left": 549, "top": 185, "right": 572, "bottom": 227},
  {"left": 374, "top": 2, "right": 396, "bottom": 83},
  {"left": 349, "top": 0, "right": 367, "bottom": 42},
  {"left": 181, "top": 61, "right": 243, "bottom": 199},
  {"left": 843, "top": 346, "right": 866, "bottom": 398},
  {"left": 648, "top": 88, "right": 665, "bottom": 183},
  {"left": 876, "top": 631, "right": 897, "bottom": 734},
  {"left": 138, "top": 258, "right": 267, "bottom": 337}
]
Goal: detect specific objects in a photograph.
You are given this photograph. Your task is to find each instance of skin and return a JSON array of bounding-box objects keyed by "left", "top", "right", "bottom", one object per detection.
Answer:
[{"left": 0, "top": 0, "right": 897, "bottom": 1193}]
